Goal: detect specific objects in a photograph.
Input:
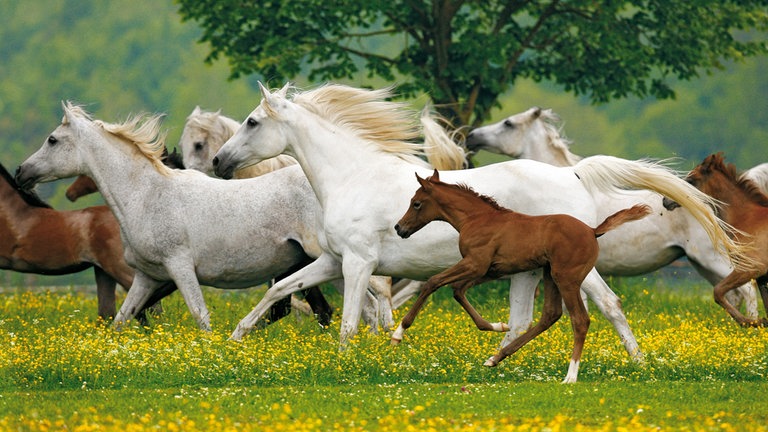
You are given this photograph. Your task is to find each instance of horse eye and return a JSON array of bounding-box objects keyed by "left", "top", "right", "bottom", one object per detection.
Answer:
[
  {"left": 193, "top": 141, "right": 204, "bottom": 152},
  {"left": 247, "top": 118, "right": 259, "bottom": 127},
  {"left": 503, "top": 119, "right": 515, "bottom": 129},
  {"left": 48, "top": 135, "right": 58, "bottom": 145},
  {"left": 413, "top": 201, "right": 422, "bottom": 210}
]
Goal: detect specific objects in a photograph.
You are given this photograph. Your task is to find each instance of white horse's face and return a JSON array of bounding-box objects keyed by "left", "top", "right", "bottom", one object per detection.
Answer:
[
  {"left": 213, "top": 89, "right": 292, "bottom": 179},
  {"left": 178, "top": 120, "right": 217, "bottom": 175},
  {"left": 16, "top": 113, "right": 87, "bottom": 189},
  {"left": 466, "top": 107, "right": 543, "bottom": 157}
]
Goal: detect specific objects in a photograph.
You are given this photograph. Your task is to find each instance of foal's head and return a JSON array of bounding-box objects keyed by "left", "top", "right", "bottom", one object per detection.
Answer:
[{"left": 395, "top": 170, "right": 446, "bottom": 239}]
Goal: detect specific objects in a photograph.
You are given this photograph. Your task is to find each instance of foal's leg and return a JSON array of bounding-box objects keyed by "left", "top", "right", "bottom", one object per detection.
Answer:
[
  {"left": 714, "top": 271, "right": 765, "bottom": 327},
  {"left": 452, "top": 278, "right": 509, "bottom": 332},
  {"left": 485, "top": 269, "right": 563, "bottom": 367},
  {"left": 559, "top": 279, "right": 591, "bottom": 384},
  {"left": 390, "top": 258, "right": 483, "bottom": 344}
]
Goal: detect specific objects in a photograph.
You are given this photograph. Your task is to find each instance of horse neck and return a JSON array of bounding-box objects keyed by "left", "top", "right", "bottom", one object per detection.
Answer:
[
  {"left": 702, "top": 173, "right": 761, "bottom": 223},
  {"left": 429, "top": 186, "right": 497, "bottom": 232},
  {"left": 80, "top": 132, "right": 168, "bottom": 223},
  {"left": 0, "top": 175, "right": 36, "bottom": 220},
  {"left": 285, "top": 113, "right": 413, "bottom": 205},
  {"left": 522, "top": 129, "right": 579, "bottom": 167}
]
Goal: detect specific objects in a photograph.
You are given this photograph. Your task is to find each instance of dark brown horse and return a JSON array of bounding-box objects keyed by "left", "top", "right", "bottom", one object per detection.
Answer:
[
  {"left": 0, "top": 162, "right": 140, "bottom": 320},
  {"left": 675, "top": 153, "right": 768, "bottom": 327},
  {"left": 392, "top": 170, "right": 651, "bottom": 383}
]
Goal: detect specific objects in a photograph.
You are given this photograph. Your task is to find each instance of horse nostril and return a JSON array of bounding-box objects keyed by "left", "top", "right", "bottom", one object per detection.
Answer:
[
  {"left": 212, "top": 156, "right": 219, "bottom": 167},
  {"left": 394, "top": 224, "right": 400, "bottom": 232}
]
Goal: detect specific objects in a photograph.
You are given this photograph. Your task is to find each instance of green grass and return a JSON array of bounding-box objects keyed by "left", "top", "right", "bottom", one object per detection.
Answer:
[{"left": 1, "top": 276, "right": 767, "bottom": 431}]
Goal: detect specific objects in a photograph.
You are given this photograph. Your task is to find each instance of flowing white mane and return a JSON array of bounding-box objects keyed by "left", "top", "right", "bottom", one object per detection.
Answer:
[
  {"left": 535, "top": 109, "right": 582, "bottom": 165},
  {"left": 290, "top": 84, "right": 430, "bottom": 165},
  {"left": 65, "top": 102, "right": 173, "bottom": 176},
  {"left": 186, "top": 109, "right": 239, "bottom": 143}
]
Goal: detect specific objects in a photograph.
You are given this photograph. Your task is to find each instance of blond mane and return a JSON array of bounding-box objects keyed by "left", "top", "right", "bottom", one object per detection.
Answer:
[
  {"left": 65, "top": 102, "right": 172, "bottom": 176},
  {"left": 290, "top": 84, "right": 428, "bottom": 165},
  {"left": 536, "top": 109, "right": 582, "bottom": 165}
]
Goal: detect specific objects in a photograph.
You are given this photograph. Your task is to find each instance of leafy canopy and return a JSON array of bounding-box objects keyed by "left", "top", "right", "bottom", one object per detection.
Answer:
[{"left": 184, "top": 1, "right": 766, "bottom": 126}]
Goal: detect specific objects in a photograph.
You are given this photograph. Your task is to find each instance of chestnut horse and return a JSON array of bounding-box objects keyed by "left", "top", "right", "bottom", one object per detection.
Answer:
[
  {"left": 672, "top": 153, "right": 768, "bottom": 327},
  {"left": 0, "top": 162, "right": 162, "bottom": 320},
  {"left": 392, "top": 170, "right": 651, "bottom": 383}
]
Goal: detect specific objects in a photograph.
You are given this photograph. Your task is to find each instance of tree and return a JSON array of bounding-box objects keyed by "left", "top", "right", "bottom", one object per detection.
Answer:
[{"left": 176, "top": 0, "right": 768, "bottom": 127}]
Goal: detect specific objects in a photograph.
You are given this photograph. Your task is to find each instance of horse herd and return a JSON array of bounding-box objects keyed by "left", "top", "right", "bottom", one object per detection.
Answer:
[{"left": 6, "top": 83, "right": 767, "bottom": 383}]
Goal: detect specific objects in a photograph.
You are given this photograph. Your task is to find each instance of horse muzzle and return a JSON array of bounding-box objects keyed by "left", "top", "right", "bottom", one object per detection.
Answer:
[
  {"left": 211, "top": 155, "right": 235, "bottom": 180},
  {"left": 394, "top": 223, "right": 411, "bottom": 239},
  {"left": 14, "top": 165, "right": 40, "bottom": 190}
]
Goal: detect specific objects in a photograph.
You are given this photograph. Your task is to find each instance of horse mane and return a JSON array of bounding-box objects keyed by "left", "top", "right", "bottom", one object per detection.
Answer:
[
  {"left": 290, "top": 84, "right": 427, "bottom": 165},
  {"left": 437, "top": 179, "right": 506, "bottom": 212},
  {"left": 707, "top": 153, "right": 768, "bottom": 207},
  {"left": 185, "top": 108, "right": 240, "bottom": 144},
  {"left": 64, "top": 102, "right": 173, "bottom": 176},
  {"left": 535, "top": 109, "right": 582, "bottom": 165},
  {"left": 0, "top": 163, "right": 52, "bottom": 208}
]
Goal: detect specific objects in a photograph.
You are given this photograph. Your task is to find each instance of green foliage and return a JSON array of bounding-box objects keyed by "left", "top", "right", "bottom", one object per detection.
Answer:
[{"left": 176, "top": 0, "right": 768, "bottom": 126}]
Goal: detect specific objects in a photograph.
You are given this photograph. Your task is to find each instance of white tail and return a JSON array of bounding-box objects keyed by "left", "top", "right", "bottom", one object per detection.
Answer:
[{"left": 420, "top": 107, "right": 468, "bottom": 171}]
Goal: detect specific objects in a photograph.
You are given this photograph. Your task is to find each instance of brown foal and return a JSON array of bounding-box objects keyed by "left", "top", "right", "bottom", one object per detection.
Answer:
[
  {"left": 392, "top": 170, "right": 651, "bottom": 383},
  {"left": 675, "top": 153, "right": 768, "bottom": 327}
]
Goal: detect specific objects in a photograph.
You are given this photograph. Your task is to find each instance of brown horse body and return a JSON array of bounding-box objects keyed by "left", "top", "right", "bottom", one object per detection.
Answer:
[
  {"left": 0, "top": 163, "right": 135, "bottom": 320},
  {"left": 681, "top": 153, "right": 768, "bottom": 326},
  {"left": 393, "top": 170, "right": 651, "bottom": 383}
]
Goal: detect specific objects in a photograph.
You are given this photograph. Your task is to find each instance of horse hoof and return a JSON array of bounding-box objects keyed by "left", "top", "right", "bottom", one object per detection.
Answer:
[
  {"left": 483, "top": 357, "right": 497, "bottom": 367},
  {"left": 390, "top": 337, "right": 401, "bottom": 345}
]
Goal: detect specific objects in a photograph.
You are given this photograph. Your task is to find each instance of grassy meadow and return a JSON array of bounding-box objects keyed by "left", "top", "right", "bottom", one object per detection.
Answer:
[{"left": 2, "top": 274, "right": 767, "bottom": 431}]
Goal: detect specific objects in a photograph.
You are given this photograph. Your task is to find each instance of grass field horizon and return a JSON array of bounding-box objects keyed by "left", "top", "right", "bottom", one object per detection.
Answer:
[{"left": 2, "top": 270, "right": 767, "bottom": 431}]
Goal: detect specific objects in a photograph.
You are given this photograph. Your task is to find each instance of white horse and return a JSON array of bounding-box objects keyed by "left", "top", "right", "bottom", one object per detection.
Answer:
[
  {"left": 212, "top": 84, "right": 744, "bottom": 381},
  {"left": 15, "top": 102, "right": 395, "bottom": 333},
  {"left": 465, "top": 107, "right": 758, "bottom": 317},
  {"left": 178, "top": 106, "right": 297, "bottom": 178},
  {"left": 743, "top": 163, "right": 768, "bottom": 193},
  {"left": 178, "top": 105, "right": 463, "bottom": 311}
]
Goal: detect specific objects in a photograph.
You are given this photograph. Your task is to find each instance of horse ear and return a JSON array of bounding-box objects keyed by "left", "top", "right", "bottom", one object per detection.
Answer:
[
  {"left": 431, "top": 169, "right": 440, "bottom": 181},
  {"left": 531, "top": 107, "right": 542, "bottom": 119},
  {"left": 415, "top": 172, "right": 430, "bottom": 189},
  {"left": 192, "top": 106, "right": 202, "bottom": 115},
  {"left": 276, "top": 82, "right": 291, "bottom": 97}
]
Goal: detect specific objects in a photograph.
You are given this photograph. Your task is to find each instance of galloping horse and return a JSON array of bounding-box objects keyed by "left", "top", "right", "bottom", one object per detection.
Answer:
[
  {"left": 466, "top": 107, "right": 758, "bottom": 316},
  {"left": 0, "top": 162, "right": 147, "bottom": 320},
  {"left": 669, "top": 153, "right": 768, "bottom": 327},
  {"left": 212, "top": 83, "right": 743, "bottom": 357},
  {"left": 178, "top": 106, "right": 296, "bottom": 178},
  {"left": 393, "top": 170, "right": 651, "bottom": 382}
]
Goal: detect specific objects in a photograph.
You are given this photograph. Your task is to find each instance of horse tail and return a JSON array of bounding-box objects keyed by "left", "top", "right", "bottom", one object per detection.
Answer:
[
  {"left": 594, "top": 204, "right": 652, "bottom": 237},
  {"left": 573, "top": 155, "right": 752, "bottom": 271},
  {"left": 420, "top": 107, "right": 468, "bottom": 171}
]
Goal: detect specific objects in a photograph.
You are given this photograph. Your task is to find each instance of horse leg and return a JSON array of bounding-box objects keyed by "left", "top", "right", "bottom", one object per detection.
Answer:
[
  {"left": 579, "top": 268, "right": 642, "bottom": 362},
  {"left": 113, "top": 272, "right": 165, "bottom": 329},
  {"left": 486, "top": 267, "right": 563, "bottom": 367},
  {"left": 338, "top": 254, "right": 378, "bottom": 346},
  {"left": 757, "top": 275, "right": 768, "bottom": 325},
  {"left": 688, "top": 255, "right": 760, "bottom": 319},
  {"left": 231, "top": 253, "right": 343, "bottom": 341},
  {"left": 713, "top": 271, "right": 764, "bottom": 327},
  {"left": 163, "top": 261, "right": 212, "bottom": 332},
  {"left": 390, "top": 279, "right": 425, "bottom": 309},
  {"left": 368, "top": 275, "right": 394, "bottom": 331},
  {"left": 93, "top": 267, "right": 117, "bottom": 321},
  {"left": 559, "top": 279, "right": 591, "bottom": 384},
  {"left": 499, "top": 270, "right": 542, "bottom": 347},
  {"left": 328, "top": 279, "right": 382, "bottom": 332},
  {"left": 265, "top": 258, "right": 332, "bottom": 327},
  {"left": 452, "top": 278, "right": 509, "bottom": 332},
  {"left": 392, "top": 258, "right": 484, "bottom": 344}
]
